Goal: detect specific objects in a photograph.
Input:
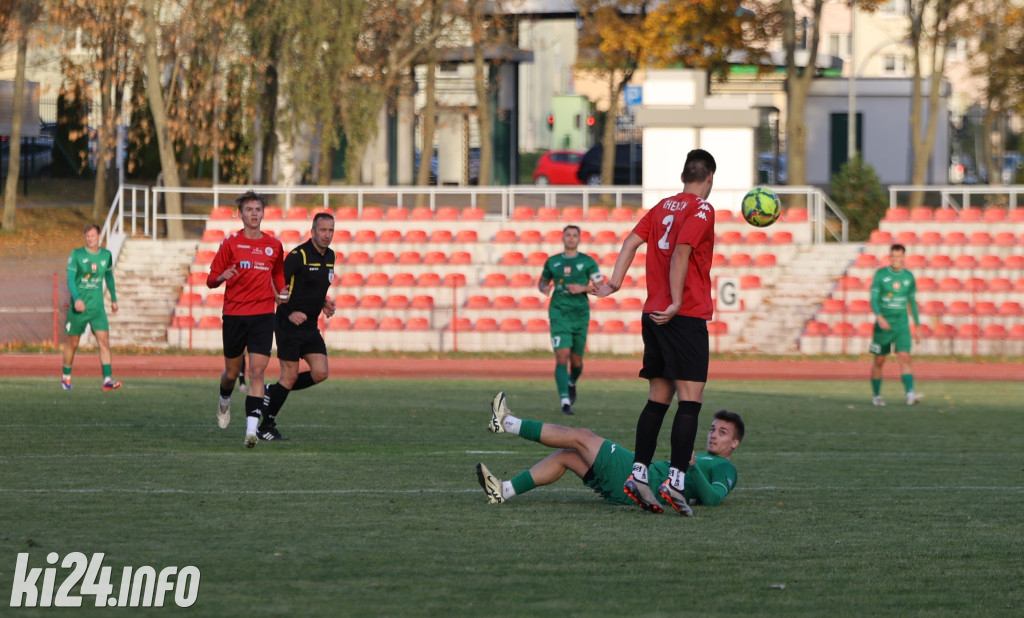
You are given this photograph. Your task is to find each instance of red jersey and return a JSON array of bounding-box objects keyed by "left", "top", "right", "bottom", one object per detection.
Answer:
[
  {"left": 207, "top": 230, "right": 286, "bottom": 316},
  {"left": 631, "top": 192, "right": 716, "bottom": 319}
]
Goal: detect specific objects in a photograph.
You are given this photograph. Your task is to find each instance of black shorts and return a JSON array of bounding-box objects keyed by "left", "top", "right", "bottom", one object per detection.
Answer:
[
  {"left": 639, "top": 314, "right": 709, "bottom": 383},
  {"left": 222, "top": 314, "right": 275, "bottom": 358},
  {"left": 275, "top": 326, "right": 327, "bottom": 362}
]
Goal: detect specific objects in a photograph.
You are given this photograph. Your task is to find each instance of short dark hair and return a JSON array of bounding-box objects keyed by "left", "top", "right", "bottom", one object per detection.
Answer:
[
  {"left": 890, "top": 244, "right": 906, "bottom": 254},
  {"left": 312, "top": 212, "right": 335, "bottom": 228},
  {"left": 563, "top": 224, "right": 581, "bottom": 235},
  {"left": 714, "top": 409, "right": 744, "bottom": 442},
  {"left": 235, "top": 190, "right": 267, "bottom": 210},
  {"left": 83, "top": 223, "right": 101, "bottom": 235},
  {"left": 682, "top": 149, "right": 717, "bottom": 183}
]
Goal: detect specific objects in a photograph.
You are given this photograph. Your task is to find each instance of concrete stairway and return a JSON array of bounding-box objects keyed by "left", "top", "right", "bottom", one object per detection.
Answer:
[
  {"left": 108, "top": 239, "right": 198, "bottom": 348},
  {"left": 731, "top": 242, "right": 865, "bottom": 354}
]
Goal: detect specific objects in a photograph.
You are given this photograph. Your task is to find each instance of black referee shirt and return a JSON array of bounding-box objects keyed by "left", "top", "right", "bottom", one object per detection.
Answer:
[{"left": 277, "top": 239, "right": 336, "bottom": 330}]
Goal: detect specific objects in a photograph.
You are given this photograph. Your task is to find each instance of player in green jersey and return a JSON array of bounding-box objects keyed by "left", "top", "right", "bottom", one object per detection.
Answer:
[
  {"left": 61, "top": 224, "right": 122, "bottom": 391},
  {"left": 476, "top": 392, "right": 742, "bottom": 514},
  {"left": 869, "top": 244, "right": 923, "bottom": 406},
  {"left": 538, "top": 225, "right": 604, "bottom": 415}
]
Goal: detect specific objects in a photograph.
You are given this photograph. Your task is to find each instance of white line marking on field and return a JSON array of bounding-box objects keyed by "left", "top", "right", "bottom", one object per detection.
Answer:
[{"left": 0, "top": 486, "right": 1019, "bottom": 495}]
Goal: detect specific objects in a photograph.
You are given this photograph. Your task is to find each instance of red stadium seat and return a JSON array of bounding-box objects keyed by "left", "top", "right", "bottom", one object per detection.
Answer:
[
  {"left": 867, "top": 230, "right": 893, "bottom": 245},
  {"left": 998, "top": 301, "right": 1022, "bottom": 316},
  {"left": 512, "top": 206, "right": 535, "bottom": 221},
  {"left": 535, "top": 207, "right": 560, "bottom": 221},
  {"left": 263, "top": 206, "right": 283, "bottom": 220},
  {"left": 285, "top": 207, "right": 309, "bottom": 220},
  {"left": 721, "top": 230, "right": 743, "bottom": 244},
  {"left": 909, "top": 207, "right": 932, "bottom": 221},
  {"left": 586, "top": 207, "right": 610, "bottom": 222},
  {"left": 804, "top": 321, "right": 829, "bottom": 336},
  {"left": 340, "top": 272, "right": 365, "bottom": 286},
  {"left": 359, "top": 294, "right": 384, "bottom": 309},
  {"left": 919, "top": 231, "right": 942, "bottom": 245},
  {"left": 948, "top": 301, "right": 971, "bottom": 316},
  {"left": 895, "top": 231, "right": 918, "bottom": 245},
  {"left": 620, "top": 297, "right": 644, "bottom": 311},
  {"left": 994, "top": 232, "right": 1016, "bottom": 247},
  {"left": 385, "top": 295, "right": 410, "bottom": 309},
  {"left": 595, "top": 230, "right": 619, "bottom": 244},
  {"left": 210, "top": 206, "right": 234, "bottom": 220},
  {"left": 593, "top": 297, "right": 618, "bottom": 311},
  {"left": 1010, "top": 208, "right": 1024, "bottom": 222},
  {"left": 335, "top": 206, "right": 358, "bottom": 220},
  {"left": 423, "top": 251, "right": 448, "bottom": 265},
  {"left": 436, "top": 206, "right": 460, "bottom": 221},
  {"left": 771, "top": 231, "right": 793, "bottom": 244},
  {"left": 968, "top": 232, "right": 993, "bottom": 246},
  {"left": 429, "top": 230, "right": 454, "bottom": 244},
  {"left": 404, "top": 229, "right": 428, "bottom": 244},
  {"left": 854, "top": 254, "right": 878, "bottom": 268},
  {"left": 494, "top": 229, "right": 518, "bottom": 243},
  {"left": 988, "top": 278, "right": 1012, "bottom": 292},
  {"left": 821, "top": 299, "right": 846, "bottom": 314},
  {"left": 365, "top": 272, "right": 390, "bottom": 287},
  {"left": 397, "top": 251, "right": 422, "bottom": 265},
  {"left": 857, "top": 322, "right": 875, "bottom": 337},
  {"left": 754, "top": 253, "right": 777, "bottom": 267},
  {"left": 474, "top": 317, "right": 498, "bottom": 332},
  {"left": 279, "top": 229, "right": 302, "bottom": 245},
  {"left": 1005, "top": 255, "right": 1024, "bottom": 269},
  {"left": 837, "top": 275, "right": 862, "bottom": 290},
  {"left": 483, "top": 273, "right": 509, "bottom": 287},
  {"left": 443, "top": 273, "right": 467, "bottom": 287},
  {"left": 193, "top": 250, "right": 216, "bottom": 264},
  {"left": 746, "top": 230, "right": 768, "bottom": 244},
  {"left": 417, "top": 273, "right": 442, "bottom": 287},
  {"left": 520, "top": 230, "right": 544, "bottom": 243},
  {"left": 929, "top": 255, "right": 953, "bottom": 269},
  {"left": 611, "top": 207, "right": 635, "bottom": 222},
  {"left": 493, "top": 296, "right": 517, "bottom": 310},
  {"left": 958, "top": 208, "right": 982, "bottom": 221},
  {"left": 171, "top": 316, "right": 195, "bottom": 328},
  {"left": 740, "top": 275, "right": 762, "bottom": 289},
  {"left": 932, "top": 323, "right": 957, "bottom": 338},
  {"left": 177, "top": 293, "right": 203, "bottom": 306},
  {"left": 628, "top": 320, "right": 643, "bottom": 333},
  {"left": 602, "top": 319, "right": 627, "bottom": 333},
  {"left": 465, "top": 295, "right": 491, "bottom": 309},
  {"left": 406, "top": 317, "right": 430, "bottom": 331},
  {"left": 198, "top": 316, "right": 222, "bottom": 329},
  {"left": 832, "top": 322, "right": 856, "bottom": 336},
  {"left": 944, "top": 232, "right": 967, "bottom": 245},
  {"left": 964, "top": 277, "right": 987, "bottom": 292},
  {"left": 712, "top": 253, "right": 728, "bottom": 267},
  {"left": 201, "top": 229, "right": 225, "bottom": 243},
  {"left": 204, "top": 293, "right": 224, "bottom": 307},
  {"left": 411, "top": 295, "right": 435, "bottom": 309},
  {"left": 783, "top": 208, "right": 808, "bottom": 222},
  {"left": 462, "top": 207, "right": 486, "bottom": 221},
  {"left": 983, "top": 324, "right": 1008, "bottom": 339},
  {"left": 510, "top": 273, "right": 535, "bottom": 287},
  {"left": 352, "top": 317, "right": 379, "bottom": 330},
  {"left": 730, "top": 253, "right": 752, "bottom": 267},
  {"left": 974, "top": 301, "right": 997, "bottom": 316},
  {"left": 849, "top": 300, "right": 872, "bottom": 314},
  {"left": 518, "top": 296, "right": 544, "bottom": 309},
  {"left": 1011, "top": 325, "right": 1024, "bottom": 339},
  {"left": 354, "top": 230, "right": 377, "bottom": 244},
  {"left": 525, "top": 318, "right": 549, "bottom": 332},
  {"left": 186, "top": 271, "right": 208, "bottom": 286},
  {"left": 447, "top": 317, "right": 472, "bottom": 331},
  {"left": 499, "top": 318, "right": 524, "bottom": 332},
  {"left": 978, "top": 255, "right": 1003, "bottom": 269},
  {"left": 449, "top": 251, "right": 472, "bottom": 265},
  {"left": 334, "top": 294, "right": 358, "bottom": 308},
  {"left": 921, "top": 300, "right": 946, "bottom": 315},
  {"left": 377, "top": 230, "right": 401, "bottom": 244},
  {"left": 500, "top": 251, "right": 525, "bottom": 265},
  {"left": 953, "top": 255, "right": 977, "bottom": 269},
  {"left": 561, "top": 206, "right": 584, "bottom": 220},
  {"left": 410, "top": 207, "right": 434, "bottom": 221},
  {"left": 916, "top": 276, "right": 936, "bottom": 291},
  {"left": 708, "top": 321, "right": 728, "bottom": 335},
  {"left": 883, "top": 207, "right": 909, "bottom": 221},
  {"left": 380, "top": 317, "right": 404, "bottom": 331},
  {"left": 333, "top": 230, "right": 352, "bottom": 243},
  {"left": 360, "top": 206, "right": 384, "bottom": 220},
  {"left": 527, "top": 251, "right": 549, "bottom": 266},
  {"left": 957, "top": 323, "right": 981, "bottom": 338},
  {"left": 938, "top": 277, "right": 962, "bottom": 291},
  {"left": 904, "top": 254, "right": 927, "bottom": 270}
]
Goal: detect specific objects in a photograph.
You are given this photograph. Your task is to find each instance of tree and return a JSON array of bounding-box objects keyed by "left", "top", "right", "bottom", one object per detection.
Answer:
[
  {"left": 575, "top": 0, "right": 752, "bottom": 185},
  {"left": 2, "top": 0, "right": 41, "bottom": 232}
]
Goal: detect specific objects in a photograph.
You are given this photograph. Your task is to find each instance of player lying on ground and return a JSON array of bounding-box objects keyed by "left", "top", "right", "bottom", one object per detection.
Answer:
[{"left": 476, "top": 392, "right": 744, "bottom": 515}]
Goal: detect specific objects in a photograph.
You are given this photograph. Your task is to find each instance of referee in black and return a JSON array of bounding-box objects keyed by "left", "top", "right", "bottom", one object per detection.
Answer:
[{"left": 259, "top": 212, "right": 338, "bottom": 440}]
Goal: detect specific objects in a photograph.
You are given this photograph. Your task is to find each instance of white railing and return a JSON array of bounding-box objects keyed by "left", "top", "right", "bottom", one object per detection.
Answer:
[{"left": 887, "top": 184, "right": 1024, "bottom": 210}]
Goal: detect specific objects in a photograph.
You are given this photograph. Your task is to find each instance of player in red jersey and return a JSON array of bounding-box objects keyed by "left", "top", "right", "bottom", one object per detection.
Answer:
[
  {"left": 594, "top": 148, "right": 717, "bottom": 515},
  {"left": 207, "top": 190, "right": 287, "bottom": 448}
]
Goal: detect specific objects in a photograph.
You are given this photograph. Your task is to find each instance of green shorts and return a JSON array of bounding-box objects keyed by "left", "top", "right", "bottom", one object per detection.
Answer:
[
  {"left": 869, "top": 322, "right": 912, "bottom": 355},
  {"left": 582, "top": 440, "right": 671, "bottom": 505},
  {"left": 65, "top": 301, "right": 109, "bottom": 336},
  {"left": 550, "top": 321, "right": 588, "bottom": 354}
]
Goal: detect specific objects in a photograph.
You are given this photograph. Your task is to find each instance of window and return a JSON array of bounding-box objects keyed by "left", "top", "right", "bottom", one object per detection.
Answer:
[
  {"left": 828, "top": 33, "right": 851, "bottom": 60},
  {"left": 881, "top": 0, "right": 910, "bottom": 16},
  {"left": 946, "top": 37, "right": 967, "bottom": 63},
  {"left": 882, "top": 54, "right": 907, "bottom": 76}
]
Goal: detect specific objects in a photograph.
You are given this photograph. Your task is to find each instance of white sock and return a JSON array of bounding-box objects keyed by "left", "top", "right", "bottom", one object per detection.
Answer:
[
  {"left": 560, "top": 397, "right": 571, "bottom": 406},
  {"left": 631, "top": 462, "right": 649, "bottom": 484},
  {"left": 501, "top": 481, "right": 516, "bottom": 501},
  {"left": 503, "top": 415, "right": 522, "bottom": 435},
  {"left": 62, "top": 374, "right": 71, "bottom": 381},
  {"left": 246, "top": 416, "right": 258, "bottom": 434},
  {"left": 668, "top": 466, "right": 686, "bottom": 491},
  {"left": 220, "top": 395, "right": 231, "bottom": 403}
]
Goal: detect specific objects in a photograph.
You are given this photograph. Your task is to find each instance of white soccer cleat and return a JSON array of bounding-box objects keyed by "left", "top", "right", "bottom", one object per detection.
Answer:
[
  {"left": 489, "top": 391, "right": 509, "bottom": 433},
  {"left": 476, "top": 462, "right": 504, "bottom": 504},
  {"left": 244, "top": 432, "right": 258, "bottom": 449},
  {"left": 906, "top": 392, "right": 924, "bottom": 406},
  {"left": 872, "top": 396, "right": 886, "bottom": 407},
  {"left": 217, "top": 397, "right": 231, "bottom": 429}
]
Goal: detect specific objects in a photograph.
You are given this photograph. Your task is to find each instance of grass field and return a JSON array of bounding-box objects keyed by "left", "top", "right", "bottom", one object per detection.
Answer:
[{"left": 2, "top": 377, "right": 1022, "bottom": 616}]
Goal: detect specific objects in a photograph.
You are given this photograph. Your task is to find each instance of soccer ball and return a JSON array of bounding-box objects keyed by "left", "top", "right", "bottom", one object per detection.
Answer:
[{"left": 741, "top": 187, "right": 782, "bottom": 227}]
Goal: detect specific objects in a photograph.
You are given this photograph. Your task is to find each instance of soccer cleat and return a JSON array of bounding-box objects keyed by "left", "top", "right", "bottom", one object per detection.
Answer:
[
  {"left": 102, "top": 379, "right": 122, "bottom": 391},
  {"left": 217, "top": 397, "right": 231, "bottom": 429},
  {"left": 623, "top": 475, "right": 664, "bottom": 514},
  {"left": 244, "top": 432, "right": 258, "bottom": 449},
  {"left": 561, "top": 403, "right": 574, "bottom": 416},
  {"left": 488, "top": 391, "right": 509, "bottom": 433},
  {"left": 906, "top": 392, "right": 924, "bottom": 406},
  {"left": 568, "top": 382, "right": 577, "bottom": 405},
  {"left": 658, "top": 481, "right": 694, "bottom": 516},
  {"left": 257, "top": 425, "right": 288, "bottom": 441},
  {"left": 475, "top": 462, "right": 504, "bottom": 504},
  {"left": 872, "top": 396, "right": 886, "bottom": 407},
  {"left": 61, "top": 378, "right": 72, "bottom": 390}
]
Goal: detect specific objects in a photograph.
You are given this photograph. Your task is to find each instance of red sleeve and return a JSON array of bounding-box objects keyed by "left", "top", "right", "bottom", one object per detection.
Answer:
[
  {"left": 631, "top": 209, "right": 652, "bottom": 242},
  {"left": 207, "top": 239, "right": 232, "bottom": 289},
  {"left": 271, "top": 239, "right": 286, "bottom": 292}
]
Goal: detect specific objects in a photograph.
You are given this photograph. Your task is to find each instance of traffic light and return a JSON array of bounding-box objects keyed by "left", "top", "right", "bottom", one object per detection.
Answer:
[
  {"left": 546, "top": 114, "right": 554, "bottom": 130},
  {"left": 586, "top": 116, "right": 595, "bottom": 127}
]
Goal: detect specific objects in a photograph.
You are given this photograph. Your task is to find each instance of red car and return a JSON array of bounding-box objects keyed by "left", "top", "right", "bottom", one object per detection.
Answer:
[{"left": 532, "top": 150, "right": 584, "bottom": 185}]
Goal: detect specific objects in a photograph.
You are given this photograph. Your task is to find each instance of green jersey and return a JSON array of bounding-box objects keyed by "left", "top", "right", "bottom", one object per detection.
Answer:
[
  {"left": 67, "top": 246, "right": 117, "bottom": 306},
  {"left": 870, "top": 266, "right": 918, "bottom": 326},
  {"left": 540, "top": 252, "right": 602, "bottom": 325}
]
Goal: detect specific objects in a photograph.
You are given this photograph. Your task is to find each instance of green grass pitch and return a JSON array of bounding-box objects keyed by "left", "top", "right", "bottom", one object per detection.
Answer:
[{"left": 2, "top": 377, "right": 1022, "bottom": 616}]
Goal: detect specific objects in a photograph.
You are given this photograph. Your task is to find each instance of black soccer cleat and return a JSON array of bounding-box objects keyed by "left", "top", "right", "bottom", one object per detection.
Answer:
[
  {"left": 257, "top": 425, "right": 288, "bottom": 441},
  {"left": 561, "top": 403, "right": 574, "bottom": 416}
]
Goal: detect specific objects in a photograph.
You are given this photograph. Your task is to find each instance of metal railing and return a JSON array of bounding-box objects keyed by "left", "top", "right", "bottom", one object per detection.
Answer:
[{"left": 887, "top": 184, "right": 1024, "bottom": 210}]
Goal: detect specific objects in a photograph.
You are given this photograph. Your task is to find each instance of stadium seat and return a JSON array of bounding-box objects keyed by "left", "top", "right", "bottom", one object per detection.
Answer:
[
  {"left": 520, "top": 230, "right": 544, "bottom": 243},
  {"left": 279, "top": 229, "right": 302, "bottom": 245},
  {"left": 410, "top": 207, "right": 434, "bottom": 221},
  {"left": 210, "top": 206, "right": 234, "bottom": 220},
  {"left": 333, "top": 230, "right": 352, "bottom": 243},
  {"left": 953, "top": 255, "right": 977, "bottom": 269},
  {"left": 462, "top": 207, "right": 485, "bottom": 221},
  {"left": 771, "top": 231, "right": 794, "bottom": 244},
  {"left": 177, "top": 293, "right": 203, "bottom": 306},
  {"left": 854, "top": 253, "right": 878, "bottom": 268},
  {"left": 929, "top": 254, "right": 953, "bottom": 269},
  {"left": 518, "top": 296, "right": 544, "bottom": 309},
  {"left": 525, "top": 318, "right": 549, "bottom": 332},
  {"left": 340, "top": 272, "right": 365, "bottom": 286},
  {"left": 474, "top": 317, "right": 498, "bottom": 332},
  {"left": 909, "top": 207, "right": 932, "bottom": 222},
  {"left": 510, "top": 273, "right": 535, "bottom": 287},
  {"left": 380, "top": 317, "right": 404, "bottom": 331},
  {"left": 418, "top": 272, "right": 442, "bottom": 287},
  {"left": 867, "top": 230, "right": 893, "bottom": 245},
  {"left": 193, "top": 250, "right": 216, "bottom": 264},
  {"left": 543, "top": 229, "right": 563, "bottom": 243},
  {"left": 204, "top": 293, "right": 224, "bottom": 307},
  {"left": 994, "top": 232, "right": 1016, "bottom": 247},
  {"left": 989, "top": 277, "right": 1012, "bottom": 292},
  {"left": 360, "top": 206, "right": 384, "bottom": 220},
  {"left": 429, "top": 230, "right": 454, "bottom": 244},
  {"left": 492, "top": 296, "right": 517, "bottom": 310},
  {"left": 285, "top": 207, "right": 309, "bottom": 220},
  {"left": 500, "top": 251, "right": 525, "bottom": 265},
  {"left": 904, "top": 254, "right": 927, "bottom": 270},
  {"left": 883, "top": 207, "right": 909, "bottom": 221},
  {"left": 632, "top": 252, "right": 646, "bottom": 267},
  {"left": 959, "top": 208, "right": 982, "bottom": 222},
  {"left": 354, "top": 230, "right": 377, "bottom": 244},
  {"left": 934, "top": 323, "right": 958, "bottom": 338},
  {"left": 579, "top": 230, "right": 593, "bottom": 243},
  {"left": 385, "top": 295, "right": 410, "bottom": 309},
  {"left": 198, "top": 316, "right": 222, "bottom": 329},
  {"left": 957, "top": 323, "right": 981, "bottom": 338},
  {"left": 730, "top": 253, "right": 752, "bottom": 267},
  {"left": 447, "top": 317, "right": 472, "bottom": 331},
  {"left": 998, "top": 301, "right": 1022, "bottom": 316},
  {"left": 443, "top": 273, "right": 467, "bottom": 287},
  {"left": 411, "top": 295, "right": 435, "bottom": 309},
  {"left": 352, "top": 317, "right": 378, "bottom": 330},
  {"left": 602, "top": 319, "right": 627, "bottom": 333},
  {"left": 451, "top": 251, "right": 474, "bottom": 265},
  {"left": 586, "top": 207, "right": 610, "bottom": 222},
  {"left": 171, "top": 316, "right": 195, "bottom": 328},
  {"left": 561, "top": 206, "right": 584, "bottom": 220},
  {"left": 483, "top": 273, "right": 509, "bottom": 287},
  {"left": 377, "top": 230, "right": 401, "bottom": 244},
  {"left": 746, "top": 230, "right": 768, "bottom": 244},
  {"left": 968, "top": 232, "right": 993, "bottom": 246},
  {"left": 335, "top": 294, "right": 358, "bottom": 308},
  {"left": 359, "top": 294, "right": 384, "bottom": 309},
  {"left": 494, "top": 229, "right": 518, "bottom": 243},
  {"left": 895, "top": 231, "right": 918, "bottom": 245},
  {"left": 708, "top": 321, "right": 728, "bottom": 335},
  {"left": 783, "top": 208, "right": 808, "bottom": 222},
  {"left": 201, "top": 229, "right": 225, "bottom": 243},
  {"left": 944, "top": 232, "right": 967, "bottom": 245},
  {"left": 712, "top": 253, "right": 728, "bottom": 267},
  {"left": 721, "top": 230, "right": 743, "bottom": 244},
  {"left": 365, "top": 272, "right": 390, "bottom": 287},
  {"left": 600, "top": 252, "right": 619, "bottom": 267},
  {"left": 406, "top": 317, "right": 430, "bottom": 331},
  {"left": 978, "top": 255, "right": 1003, "bottom": 269},
  {"left": 595, "top": 230, "right": 619, "bottom": 244},
  {"left": 535, "top": 207, "right": 560, "bottom": 221},
  {"left": 857, "top": 322, "right": 875, "bottom": 337},
  {"left": 436, "top": 206, "right": 460, "bottom": 221},
  {"left": 832, "top": 322, "right": 856, "bottom": 336},
  {"left": 933, "top": 207, "right": 957, "bottom": 222},
  {"left": 1011, "top": 324, "right": 1024, "bottom": 339},
  {"left": 611, "top": 207, "right": 635, "bottom": 222},
  {"left": 948, "top": 301, "right": 971, "bottom": 316},
  {"left": 1005, "top": 255, "right": 1024, "bottom": 269},
  {"left": 974, "top": 301, "right": 997, "bottom": 316},
  {"left": 754, "top": 253, "right": 777, "bottom": 267},
  {"left": 1010, "top": 208, "right": 1024, "bottom": 222},
  {"left": 512, "top": 206, "right": 535, "bottom": 221},
  {"left": 593, "top": 297, "right": 618, "bottom": 311},
  {"left": 620, "top": 297, "right": 644, "bottom": 311},
  {"left": 740, "top": 275, "right": 762, "bottom": 290},
  {"left": 938, "top": 277, "right": 962, "bottom": 291},
  {"left": 919, "top": 231, "right": 942, "bottom": 245},
  {"left": 964, "top": 277, "right": 987, "bottom": 292},
  {"left": 423, "top": 251, "right": 448, "bottom": 265},
  {"left": 921, "top": 300, "right": 946, "bottom": 315},
  {"left": 804, "top": 321, "right": 829, "bottom": 336},
  {"left": 916, "top": 276, "right": 936, "bottom": 291},
  {"left": 849, "top": 300, "right": 872, "bottom": 314},
  {"left": 628, "top": 320, "right": 643, "bottom": 333},
  {"left": 983, "top": 324, "right": 1008, "bottom": 338},
  {"left": 335, "top": 206, "right": 358, "bottom": 220},
  {"left": 527, "top": 251, "right": 549, "bottom": 266},
  {"left": 186, "top": 271, "right": 208, "bottom": 286},
  {"left": 499, "top": 318, "right": 524, "bottom": 332},
  {"left": 404, "top": 229, "right": 428, "bottom": 244},
  {"left": 821, "top": 299, "right": 846, "bottom": 314},
  {"left": 837, "top": 275, "right": 862, "bottom": 291},
  {"left": 397, "top": 251, "right": 422, "bottom": 265},
  {"left": 454, "top": 229, "right": 479, "bottom": 243},
  {"left": 263, "top": 206, "right": 283, "bottom": 220}
]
